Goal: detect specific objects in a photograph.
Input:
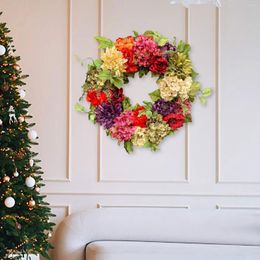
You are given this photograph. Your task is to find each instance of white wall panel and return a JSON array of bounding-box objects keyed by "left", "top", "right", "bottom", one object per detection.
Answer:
[
  {"left": 218, "top": 0, "right": 260, "bottom": 183},
  {"left": 1, "top": 0, "right": 260, "bottom": 239}
]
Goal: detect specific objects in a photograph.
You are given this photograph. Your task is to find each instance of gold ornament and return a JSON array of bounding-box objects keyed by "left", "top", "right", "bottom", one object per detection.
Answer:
[
  {"left": 27, "top": 199, "right": 36, "bottom": 208},
  {"left": 3, "top": 176, "right": 10, "bottom": 182}
]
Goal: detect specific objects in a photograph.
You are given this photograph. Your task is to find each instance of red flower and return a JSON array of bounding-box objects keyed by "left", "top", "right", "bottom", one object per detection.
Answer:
[
  {"left": 110, "top": 88, "right": 125, "bottom": 103},
  {"left": 122, "top": 48, "right": 138, "bottom": 73},
  {"left": 86, "top": 90, "right": 108, "bottom": 107},
  {"left": 163, "top": 113, "right": 185, "bottom": 130},
  {"left": 132, "top": 106, "right": 147, "bottom": 128},
  {"left": 150, "top": 55, "right": 169, "bottom": 75}
]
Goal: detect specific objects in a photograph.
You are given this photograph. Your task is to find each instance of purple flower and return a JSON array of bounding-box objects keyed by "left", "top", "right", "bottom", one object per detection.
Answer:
[
  {"left": 95, "top": 102, "right": 122, "bottom": 129},
  {"left": 160, "top": 43, "right": 176, "bottom": 59},
  {"left": 152, "top": 99, "right": 181, "bottom": 116}
]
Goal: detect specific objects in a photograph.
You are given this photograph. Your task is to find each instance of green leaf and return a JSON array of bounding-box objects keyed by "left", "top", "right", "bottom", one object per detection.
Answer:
[
  {"left": 199, "top": 96, "right": 206, "bottom": 105},
  {"left": 122, "top": 97, "right": 132, "bottom": 110},
  {"left": 93, "top": 59, "right": 102, "bottom": 68},
  {"left": 98, "top": 70, "right": 112, "bottom": 81},
  {"left": 88, "top": 112, "right": 96, "bottom": 122},
  {"left": 133, "top": 31, "right": 139, "bottom": 37},
  {"left": 149, "top": 89, "right": 161, "bottom": 102},
  {"left": 145, "top": 110, "right": 153, "bottom": 118},
  {"left": 189, "top": 81, "right": 201, "bottom": 98},
  {"left": 202, "top": 88, "right": 212, "bottom": 97},
  {"left": 111, "top": 77, "right": 124, "bottom": 88},
  {"left": 95, "top": 36, "right": 114, "bottom": 49},
  {"left": 74, "top": 103, "right": 85, "bottom": 112},
  {"left": 158, "top": 37, "right": 169, "bottom": 46},
  {"left": 177, "top": 40, "right": 191, "bottom": 55},
  {"left": 124, "top": 141, "right": 134, "bottom": 153}
]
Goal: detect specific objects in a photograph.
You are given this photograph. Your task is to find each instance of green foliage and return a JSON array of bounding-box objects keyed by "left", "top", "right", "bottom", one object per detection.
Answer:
[
  {"left": 177, "top": 40, "right": 191, "bottom": 55},
  {"left": 74, "top": 102, "right": 85, "bottom": 112},
  {"left": 143, "top": 30, "right": 169, "bottom": 46},
  {"left": 122, "top": 97, "right": 132, "bottom": 110},
  {"left": 0, "top": 14, "right": 54, "bottom": 259},
  {"left": 189, "top": 81, "right": 201, "bottom": 98},
  {"left": 124, "top": 141, "right": 133, "bottom": 153},
  {"left": 149, "top": 89, "right": 161, "bottom": 102},
  {"left": 199, "top": 87, "right": 212, "bottom": 105},
  {"left": 95, "top": 36, "right": 114, "bottom": 49}
]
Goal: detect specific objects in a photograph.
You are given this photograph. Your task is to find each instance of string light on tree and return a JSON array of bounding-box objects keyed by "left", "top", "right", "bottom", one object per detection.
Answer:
[{"left": 29, "top": 158, "right": 34, "bottom": 167}]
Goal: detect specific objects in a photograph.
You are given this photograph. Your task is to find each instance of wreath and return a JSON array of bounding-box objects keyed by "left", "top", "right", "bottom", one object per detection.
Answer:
[{"left": 76, "top": 31, "right": 211, "bottom": 153}]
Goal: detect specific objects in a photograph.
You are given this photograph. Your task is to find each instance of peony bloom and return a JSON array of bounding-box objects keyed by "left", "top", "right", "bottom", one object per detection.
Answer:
[
  {"left": 101, "top": 46, "right": 127, "bottom": 76},
  {"left": 147, "top": 114, "right": 171, "bottom": 145},
  {"left": 132, "top": 127, "right": 147, "bottom": 147},
  {"left": 159, "top": 73, "right": 192, "bottom": 101},
  {"left": 163, "top": 113, "right": 185, "bottom": 130},
  {"left": 95, "top": 102, "right": 122, "bottom": 129},
  {"left": 149, "top": 55, "right": 169, "bottom": 75},
  {"left": 133, "top": 35, "right": 160, "bottom": 68},
  {"left": 152, "top": 99, "right": 182, "bottom": 116},
  {"left": 110, "top": 111, "right": 136, "bottom": 141},
  {"left": 86, "top": 90, "right": 108, "bottom": 107}
]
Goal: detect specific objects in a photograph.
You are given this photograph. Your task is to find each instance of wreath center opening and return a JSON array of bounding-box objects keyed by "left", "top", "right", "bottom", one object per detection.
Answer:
[{"left": 123, "top": 74, "right": 158, "bottom": 105}]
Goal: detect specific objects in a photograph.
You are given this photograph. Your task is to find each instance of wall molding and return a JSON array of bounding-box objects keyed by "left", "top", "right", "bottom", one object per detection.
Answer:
[
  {"left": 216, "top": 205, "right": 260, "bottom": 210},
  {"left": 97, "top": 203, "right": 189, "bottom": 209},
  {"left": 97, "top": 3, "right": 189, "bottom": 184},
  {"left": 43, "top": 0, "right": 72, "bottom": 183}
]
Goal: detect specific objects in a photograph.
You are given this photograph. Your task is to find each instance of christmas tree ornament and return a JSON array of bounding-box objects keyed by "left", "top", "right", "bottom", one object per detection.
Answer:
[
  {"left": 13, "top": 64, "right": 20, "bottom": 70},
  {"left": 3, "top": 176, "right": 10, "bottom": 182},
  {"left": 0, "top": 119, "right": 3, "bottom": 126},
  {"left": 25, "top": 176, "right": 35, "bottom": 188},
  {"left": 13, "top": 170, "right": 19, "bottom": 177},
  {"left": 8, "top": 106, "right": 17, "bottom": 124},
  {"left": 28, "top": 129, "right": 38, "bottom": 140},
  {"left": 35, "top": 186, "right": 40, "bottom": 192},
  {"left": 29, "top": 158, "right": 34, "bottom": 167},
  {"left": 0, "top": 44, "right": 6, "bottom": 55},
  {"left": 27, "top": 199, "right": 36, "bottom": 207},
  {"left": 18, "top": 116, "right": 25, "bottom": 123},
  {"left": 18, "top": 89, "right": 26, "bottom": 99},
  {"left": 4, "top": 197, "right": 15, "bottom": 208},
  {"left": 1, "top": 82, "right": 9, "bottom": 92},
  {"left": 16, "top": 222, "right": 22, "bottom": 230}
]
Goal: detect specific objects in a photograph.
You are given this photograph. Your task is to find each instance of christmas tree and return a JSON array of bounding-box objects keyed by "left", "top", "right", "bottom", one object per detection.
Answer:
[{"left": 0, "top": 13, "right": 54, "bottom": 259}]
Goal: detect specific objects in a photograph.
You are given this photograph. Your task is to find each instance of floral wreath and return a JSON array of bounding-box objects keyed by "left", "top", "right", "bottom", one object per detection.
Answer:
[{"left": 76, "top": 31, "right": 211, "bottom": 153}]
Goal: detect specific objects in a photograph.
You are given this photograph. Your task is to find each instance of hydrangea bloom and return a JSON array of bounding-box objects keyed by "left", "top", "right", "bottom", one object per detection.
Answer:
[
  {"left": 101, "top": 46, "right": 127, "bottom": 76},
  {"left": 133, "top": 35, "right": 160, "bottom": 68},
  {"left": 110, "top": 111, "right": 136, "bottom": 141}
]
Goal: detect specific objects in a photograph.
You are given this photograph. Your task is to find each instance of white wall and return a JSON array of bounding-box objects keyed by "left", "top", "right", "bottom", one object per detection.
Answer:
[{"left": 1, "top": 0, "right": 260, "bottom": 229}]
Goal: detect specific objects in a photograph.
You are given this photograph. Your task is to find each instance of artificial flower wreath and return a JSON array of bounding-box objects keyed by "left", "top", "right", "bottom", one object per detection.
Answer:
[{"left": 76, "top": 31, "right": 211, "bottom": 153}]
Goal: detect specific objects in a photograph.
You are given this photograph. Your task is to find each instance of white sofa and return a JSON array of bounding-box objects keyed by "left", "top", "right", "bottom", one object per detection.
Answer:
[{"left": 52, "top": 208, "right": 260, "bottom": 260}]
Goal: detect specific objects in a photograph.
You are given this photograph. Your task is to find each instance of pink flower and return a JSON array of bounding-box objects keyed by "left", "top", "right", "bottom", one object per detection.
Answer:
[
  {"left": 133, "top": 35, "right": 160, "bottom": 68},
  {"left": 110, "top": 111, "right": 136, "bottom": 141}
]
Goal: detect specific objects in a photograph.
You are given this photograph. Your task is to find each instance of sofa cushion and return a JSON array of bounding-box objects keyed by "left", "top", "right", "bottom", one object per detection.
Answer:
[{"left": 85, "top": 241, "right": 260, "bottom": 260}]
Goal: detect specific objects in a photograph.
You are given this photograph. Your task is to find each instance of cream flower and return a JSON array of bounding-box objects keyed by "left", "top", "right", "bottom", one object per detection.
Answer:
[
  {"left": 159, "top": 73, "right": 192, "bottom": 101},
  {"left": 101, "top": 46, "right": 127, "bottom": 76},
  {"left": 132, "top": 127, "right": 147, "bottom": 147}
]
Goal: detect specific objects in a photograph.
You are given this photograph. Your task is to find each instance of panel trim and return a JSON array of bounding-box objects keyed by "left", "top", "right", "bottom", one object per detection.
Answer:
[
  {"left": 50, "top": 204, "right": 71, "bottom": 216},
  {"left": 97, "top": 3, "right": 189, "bottom": 184},
  {"left": 44, "top": 0, "right": 72, "bottom": 183},
  {"left": 97, "top": 203, "right": 189, "bottom": 209},
  {"left": 216, "top": 205, "right": 260, "bottom": 210},
  {"left": 43, "top": 192, "right": 260, "bottom": 197},
  {"left": 215, "top": 6, "right": 260, "bottom": 185}
]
